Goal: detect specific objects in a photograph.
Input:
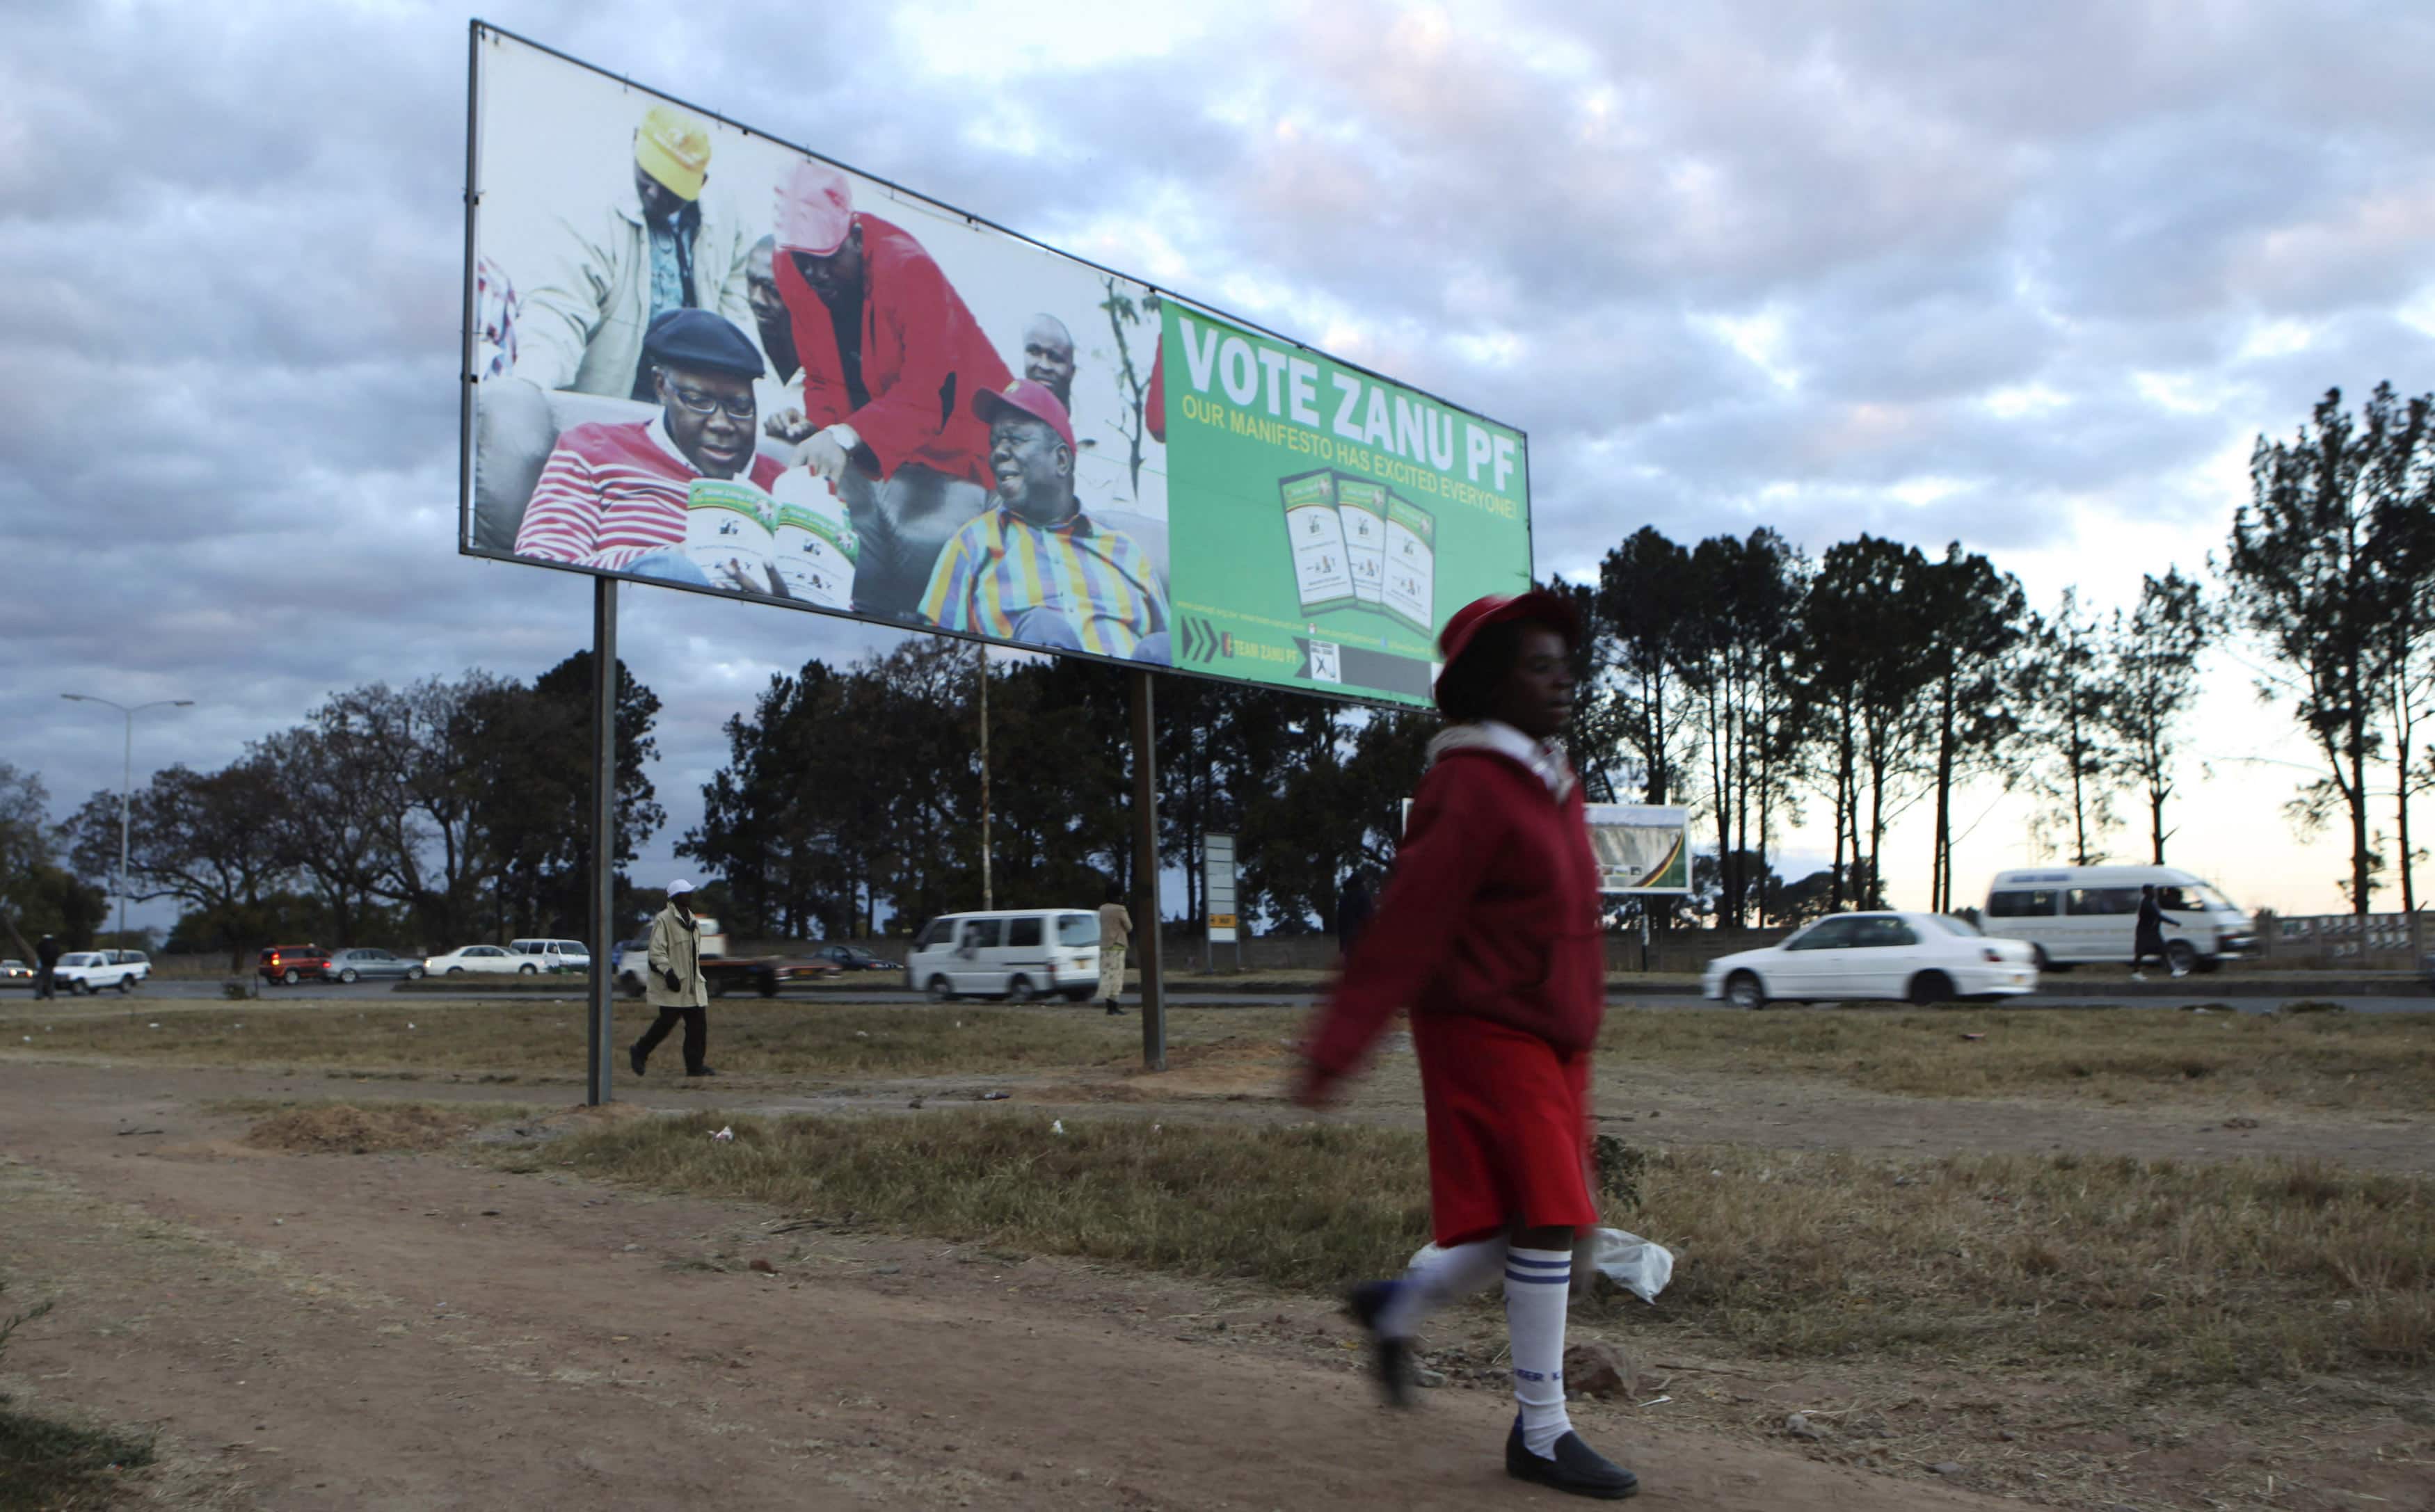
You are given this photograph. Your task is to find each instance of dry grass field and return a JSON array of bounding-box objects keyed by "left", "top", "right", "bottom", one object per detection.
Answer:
[
  {"left": 4, "top": 996, "right": 2432, "bottom": 1509},
  {"left": 531, "top": 1107, "right": 2434, "bottom": 1384},
  {"left": 1604, "top": 1003, "right": 2435, "bottom": 1111},
  {"left": 14, "top": 995, "right": 2435, "bottom": 1112}
]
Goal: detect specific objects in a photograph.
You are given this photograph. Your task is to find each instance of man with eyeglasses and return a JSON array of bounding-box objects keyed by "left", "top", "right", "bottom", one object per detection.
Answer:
[{"left": 514, "top": 309, "right": 783, "bottom": 577}]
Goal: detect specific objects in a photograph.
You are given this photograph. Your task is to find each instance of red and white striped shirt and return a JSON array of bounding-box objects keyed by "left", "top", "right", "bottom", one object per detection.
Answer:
[{"left": 513, "top": 417, "right": 784, "bottom": 570}]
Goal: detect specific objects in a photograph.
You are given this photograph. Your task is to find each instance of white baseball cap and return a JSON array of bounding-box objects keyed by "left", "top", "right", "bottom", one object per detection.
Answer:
[{"left": 666, "top": 879, "right": 696, "bottom": 896}]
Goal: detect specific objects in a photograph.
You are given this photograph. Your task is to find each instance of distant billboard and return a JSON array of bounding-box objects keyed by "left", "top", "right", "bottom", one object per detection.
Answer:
[
  {"left": 460, "top": 24, "right": 1533, "bottom": 707},
  {"left": 1397, "top": 800, "right": 1690, "bottom": 894},
  {"left": 1586, "top": 805, "right": 1691, "bottom": 894}
]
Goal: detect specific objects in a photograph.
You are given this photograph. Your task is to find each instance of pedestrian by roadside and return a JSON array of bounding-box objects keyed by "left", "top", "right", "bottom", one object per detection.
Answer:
[
  {"left": 629, "top": 880, "right": 715, "bottom": 1077},
  {"left": 1294, "top": 591, "right": 1637, "bottom": 1501},
  {"left": 33, "top": 933, "right": 61, "bottom": 999},
  {"left": 2130, "top": 883, "right": 2182, "bottom": 979},
  {"left": 1097, "top": 885, "right": 1132, "bottom": 1016},
  {"left": 1336, "top": 871, "right": 1375, "bottom": 956}
]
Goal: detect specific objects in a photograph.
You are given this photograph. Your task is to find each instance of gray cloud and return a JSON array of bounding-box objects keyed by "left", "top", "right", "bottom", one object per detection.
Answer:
[{"left": 4, "top": 0, "right": 2433, "bottom": 915}]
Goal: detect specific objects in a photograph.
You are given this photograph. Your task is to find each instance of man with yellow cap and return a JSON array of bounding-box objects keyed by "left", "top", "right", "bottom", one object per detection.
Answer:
[{"left": 511, "top": 104, "right": 760, "bottom": 400}]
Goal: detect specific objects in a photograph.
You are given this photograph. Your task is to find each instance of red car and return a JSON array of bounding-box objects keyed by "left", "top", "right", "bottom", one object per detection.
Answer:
[{"left": 259, "top": 944, "right": 330, "bottom": 986}]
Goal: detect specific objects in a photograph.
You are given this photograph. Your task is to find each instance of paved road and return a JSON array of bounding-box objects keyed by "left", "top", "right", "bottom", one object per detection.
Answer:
[{"left": 26, "top": 981, "right": 2435, "bottom": 1015}]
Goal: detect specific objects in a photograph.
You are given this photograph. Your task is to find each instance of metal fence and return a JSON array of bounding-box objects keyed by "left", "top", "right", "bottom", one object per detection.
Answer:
[{"left": 2268, "top": 910, "right": 2429, "bottom": 967}]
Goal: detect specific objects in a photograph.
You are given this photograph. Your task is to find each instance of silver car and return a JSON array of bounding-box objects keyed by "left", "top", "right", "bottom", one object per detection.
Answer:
[{"left": 325, "top": 947, "right": 426, "bottom": 983}]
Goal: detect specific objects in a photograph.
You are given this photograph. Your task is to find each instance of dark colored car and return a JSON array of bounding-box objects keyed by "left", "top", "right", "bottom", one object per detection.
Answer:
[
  {"left": 325, "top": 947, "right": 426, "bottom": 983},
  {"left": 260, "top": 944, "right": 330, "bottom": 985},
  {"left": 815, "top": 944, "right": 898, "bottom": 972}
]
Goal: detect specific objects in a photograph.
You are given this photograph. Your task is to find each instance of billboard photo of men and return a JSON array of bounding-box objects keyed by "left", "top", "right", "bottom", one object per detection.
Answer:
[{"left": 468, "top": 31, "right": 1174, "bottom": 663}]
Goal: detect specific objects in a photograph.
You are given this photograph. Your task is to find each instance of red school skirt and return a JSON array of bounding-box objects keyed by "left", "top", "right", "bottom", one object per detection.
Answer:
[{"left": 1410, "top": 1010, "right": 1598, "bottom": 1246}]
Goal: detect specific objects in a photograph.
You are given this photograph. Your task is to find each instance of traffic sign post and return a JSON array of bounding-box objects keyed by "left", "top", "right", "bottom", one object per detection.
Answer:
[{"left": 1205, "top": 834, "right": 1239, "bottom": 972}]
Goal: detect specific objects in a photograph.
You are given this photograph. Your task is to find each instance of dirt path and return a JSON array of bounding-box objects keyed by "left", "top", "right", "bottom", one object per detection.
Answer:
[{"left": 0, "top": 1063, "right": 2027, "bottom": 1511}]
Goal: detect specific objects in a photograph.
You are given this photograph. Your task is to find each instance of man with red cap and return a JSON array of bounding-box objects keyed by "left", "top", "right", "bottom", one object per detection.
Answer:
[
  {"left": 918, "top": 379, "right": 1169, "bottom": 663},
  {"left": 769, "top": 161, "right": 1014, "bottom": 619},
  {"left": 1294, "top": 591, "right": 1640, "bottom": 1501}
]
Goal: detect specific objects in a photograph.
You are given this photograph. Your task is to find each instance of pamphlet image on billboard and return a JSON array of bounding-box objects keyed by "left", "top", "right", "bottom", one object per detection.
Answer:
[{"left": 461, "top": 25, "right": 1533, "bottom": 706}]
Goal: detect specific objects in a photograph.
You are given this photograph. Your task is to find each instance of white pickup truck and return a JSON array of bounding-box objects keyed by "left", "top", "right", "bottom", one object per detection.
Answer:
[{"left": 52, "top": 949, "right": 152, "bottom": 995}]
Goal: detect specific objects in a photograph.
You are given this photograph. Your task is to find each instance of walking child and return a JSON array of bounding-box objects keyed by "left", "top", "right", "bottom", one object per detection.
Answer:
[{"left": 1293, "top": 591, "right": 1637, "bottom": 1500}]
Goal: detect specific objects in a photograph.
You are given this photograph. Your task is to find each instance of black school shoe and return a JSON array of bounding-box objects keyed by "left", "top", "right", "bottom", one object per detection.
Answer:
[
  {"left": 1506, "top": 1420, "right": 1638, "bottom": 1499},
  {"left": 1345, "top": 1280, "right": 1414, "bottom": 1408},
  {"left": 628, "top": 1045, "right": 646, "bottom": 1077},
  {"left": 685, "top": 1066, "right": 718, "bottom": 1077}
]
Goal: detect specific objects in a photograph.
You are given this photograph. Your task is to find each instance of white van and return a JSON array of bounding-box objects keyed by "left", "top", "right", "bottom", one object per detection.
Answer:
[
  {"left": 1982, "top": 866, "right": 2258, "bottom": 972},
  {"left": 904, "top": 910, "right": 1103, "bottom": 1002}
]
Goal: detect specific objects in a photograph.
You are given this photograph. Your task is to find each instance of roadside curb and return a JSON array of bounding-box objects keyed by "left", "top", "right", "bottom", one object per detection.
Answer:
[{"left": 378, "top": 973, "right": 2425, "bottom": 1002}]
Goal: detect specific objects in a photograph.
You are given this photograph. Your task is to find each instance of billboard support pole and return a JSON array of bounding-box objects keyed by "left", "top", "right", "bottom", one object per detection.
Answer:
[
  {"left": 977, "top": 643, "right": 992, "bottom": 910},
  {"left": 586, "top": 577, "right": 617, "bottom": 1106},
  {"left": 1128, "top": 668, "right": 1165, "bottom": 1071}
]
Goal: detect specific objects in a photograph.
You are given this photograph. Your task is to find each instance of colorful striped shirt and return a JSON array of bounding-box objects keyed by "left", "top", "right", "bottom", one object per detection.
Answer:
[
  {"left": 513, "top": 417, "right": 783, "bottom": 571},
  {"left": 918, "top": 503, "right": 1168, "bottom": 658}
]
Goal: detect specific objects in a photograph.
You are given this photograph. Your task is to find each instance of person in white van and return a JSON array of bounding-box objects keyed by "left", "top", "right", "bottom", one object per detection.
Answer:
[
  {"left": 2131, "top": 885, "right": 2184, "bottom": 979},
  {"left": 1981, "top": 865, "right": 2254, "bottom": 973}
]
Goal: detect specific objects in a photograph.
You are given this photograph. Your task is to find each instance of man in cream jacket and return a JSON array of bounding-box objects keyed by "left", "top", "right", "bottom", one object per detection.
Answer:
[{"left": 630, "top": 879, "right": 714, "bottom": 1078}]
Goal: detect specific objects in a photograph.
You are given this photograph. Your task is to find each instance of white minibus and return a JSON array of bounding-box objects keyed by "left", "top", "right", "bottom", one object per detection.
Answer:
[
  {"left": 904, "top": 910, "right": 1103, "bottom": 1002},
  {"left": 1981, "top": 865, "right": 2258, "bottom": 972}
]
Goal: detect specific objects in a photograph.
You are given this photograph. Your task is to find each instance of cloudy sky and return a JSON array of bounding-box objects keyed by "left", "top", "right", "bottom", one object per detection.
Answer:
[{"left": 6, "top": 0, "right": 2433, "bottom": 932}]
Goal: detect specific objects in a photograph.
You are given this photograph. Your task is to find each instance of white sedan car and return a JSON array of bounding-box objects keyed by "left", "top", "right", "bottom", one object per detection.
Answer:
[
  {"left": 1702, "top": 911, "right": 2037, "bottom": 1008},
  {"left": 423, "top": 944, "right": 545, "bottom": 976}
]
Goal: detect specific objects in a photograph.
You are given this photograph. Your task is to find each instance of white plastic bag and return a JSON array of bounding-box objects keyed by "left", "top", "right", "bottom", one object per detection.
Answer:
[{"left": 1573, "top": 1226, "right": 1673, "bottom": 1303}]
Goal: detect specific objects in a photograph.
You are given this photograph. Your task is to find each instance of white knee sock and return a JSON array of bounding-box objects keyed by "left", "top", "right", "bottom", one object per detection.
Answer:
[
  {"left": 1377, "top": 1234, "right": 1506, "bottom": 1340},
  {"left": 1505, "top": 1246, "right": 1574, "bottom": 1456}
]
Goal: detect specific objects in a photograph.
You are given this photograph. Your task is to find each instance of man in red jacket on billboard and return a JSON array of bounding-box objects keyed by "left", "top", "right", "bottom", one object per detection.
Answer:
[
  {"left": 1295, "top": 590, "right": 1638, "bottom": 1501},
  {"left": 768, "top": 160, "right": 1013, "bottom": 620}
]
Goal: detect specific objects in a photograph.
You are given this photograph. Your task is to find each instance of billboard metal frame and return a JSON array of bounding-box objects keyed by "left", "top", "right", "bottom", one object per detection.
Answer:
[{"left": 458, "top": 18, "right": 1535, "bottom": 713}]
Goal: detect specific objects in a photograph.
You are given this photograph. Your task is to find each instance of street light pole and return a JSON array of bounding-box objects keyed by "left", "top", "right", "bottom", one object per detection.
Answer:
[{"left": 60, "top": 695, "right": 194, "bottom": 945}]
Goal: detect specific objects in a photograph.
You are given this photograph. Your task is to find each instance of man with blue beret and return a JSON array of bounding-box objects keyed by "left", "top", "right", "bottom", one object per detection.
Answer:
[{"left": 515, "top": 309, "right": 783, "bottom": 579}]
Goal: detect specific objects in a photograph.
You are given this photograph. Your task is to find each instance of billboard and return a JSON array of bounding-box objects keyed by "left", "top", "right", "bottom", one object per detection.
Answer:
[
  {"left": 461, "top": 24, "right": 1533, "bottom": 707},
  {"left": 1402, "top": 799, "right": 1691, "bottom": 894},
  {"left": 1586, "top": 805, "right": 1691, "bottom": 894}
]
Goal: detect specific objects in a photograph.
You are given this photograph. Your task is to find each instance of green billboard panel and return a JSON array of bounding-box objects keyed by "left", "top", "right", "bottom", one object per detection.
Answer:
[
  {"left": 1159, "top": 307, "right": 1533, "bottom": 705},
  {"left": 462, "top": 25, "right": 1533, "bottom": 707}
]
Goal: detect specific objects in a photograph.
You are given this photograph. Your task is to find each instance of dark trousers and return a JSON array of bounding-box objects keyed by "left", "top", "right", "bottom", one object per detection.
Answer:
[
  {"left": 34, "top": 966, "right": 54, "bottom": 999},
  {"left": 2132, "top": 934, "right": 2170, "bottom": 970},
  {"left": 633, "top": 1006, "right": 707, "bottom": 1072}
]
